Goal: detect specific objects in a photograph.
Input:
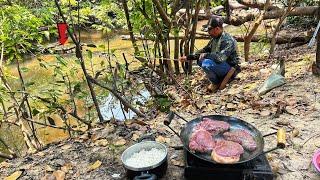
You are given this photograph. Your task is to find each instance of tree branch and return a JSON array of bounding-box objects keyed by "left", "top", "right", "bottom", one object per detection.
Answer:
[
  {"left": 152, "top": 0, "right": 171, "bottom": 27},
  {"left": 87, "top": 76, "right": 146, "bottom": 118},
  {"left": 0, "top": 151, "right": 15, "bottom": 160}
]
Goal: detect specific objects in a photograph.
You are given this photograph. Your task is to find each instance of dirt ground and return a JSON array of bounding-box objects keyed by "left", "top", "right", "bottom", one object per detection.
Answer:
[{"left": 1, "top": 43, "right": 320, "bottom": 179}]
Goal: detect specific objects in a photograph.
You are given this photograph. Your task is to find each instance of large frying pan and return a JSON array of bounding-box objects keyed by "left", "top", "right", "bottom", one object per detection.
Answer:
[{"left": 164, "top": 111, "right": 286, "bottom": 165}]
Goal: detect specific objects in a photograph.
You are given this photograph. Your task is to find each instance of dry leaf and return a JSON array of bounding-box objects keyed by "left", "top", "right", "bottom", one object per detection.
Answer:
[
  {"left": 53, "top": 170, "right": 65, "bottom": 180},
  {"left": 207, "top": 104, "right": 215, "bottom": 111},
  {"left": 286, "top": 98, "right": 297, "bottom": 106},
  {"left": 197, "top": 100, "right": 206, "bottom": 109},
  {"left": 0, "top": 162, "right": 11, "bottom": 168},
  {"left": 132, "top": 120, "right": 147, "bottom": 126},
  {"left": 61, "top": 163, "right": 72, "bottom": 173},
  {"left": 36, "top": 151, "right": 46, "bottom": 157},
  {"left": 88, "top": 160, "right": 102, "bottom": 171},
  {"left": 45, "top": 165, "right": 55, "bottom": 172},
  {"left": 180, "top": 98, "right": 191, "bottom": 108},
  {"left": 114, "top": 138, "right": 126, "bottom": 146},
  {"left": 276, "top": 119, "right": 290, "bottom": 126},
  {"left": 226, "top": 103, "right": 236, "bottom": 111},
  {"left": 4, "top": 171, "right": 23, "bottom": 180},
  {"left": 260, "top": 110, "right": 271, "bottom": 117},
  {"left": 291, "top": 129, "right": 299, "bottom": 137},
  {"left": 95, "top": 139, "right": 109, "bottom": 147},
  {"left": 171, "top": 159, "right": 184, "bottom": 167},
  {"left": 251, "top": 100, "right": 270, "bottom": 109},
  {"left": 90, "top": 134, "right": 100, "bottom": 142},
  {"left": 61, "top": 144, "right": 72, "bottom": 150},
  {"left": 79, "top": 133, "right": 89, "bottom": 140},
  {"left": 285, "top": 106, "right": 299, "bottom": 115},
  {"left": 131, "top": 133, "right": 140, "bottom": 141},
  {"left": 155, "top": 136, "right": 166, "bottom": 143}
]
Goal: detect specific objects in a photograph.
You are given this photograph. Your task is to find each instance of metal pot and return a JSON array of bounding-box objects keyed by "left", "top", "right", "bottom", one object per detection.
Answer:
[{"left": 121, "top": 141, "right": 168, "bottom": 180}]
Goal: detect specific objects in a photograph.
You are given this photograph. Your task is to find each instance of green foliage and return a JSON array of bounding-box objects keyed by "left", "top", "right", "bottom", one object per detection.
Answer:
[
  {"left": 129, "top": 0, "right": 162, "bottom": 39},
  {"left": 209, "top": 0, "right": 224, "bottom": 7},
  {"left": 0, "top": 5, "right": 43, "bottom": 62},
  {"left": 154, "top": 95, "right": 172, "bottom": 112}
]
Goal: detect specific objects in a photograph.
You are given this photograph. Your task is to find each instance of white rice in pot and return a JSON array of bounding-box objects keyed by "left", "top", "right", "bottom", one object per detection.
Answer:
[{"left": 125, "top": 148, "right": 166, "bottom": 168}]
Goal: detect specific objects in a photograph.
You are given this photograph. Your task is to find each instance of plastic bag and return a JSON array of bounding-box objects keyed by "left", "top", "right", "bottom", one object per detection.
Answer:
[{"left": 258, "top": 73, "right": 285, "bottom": 95}]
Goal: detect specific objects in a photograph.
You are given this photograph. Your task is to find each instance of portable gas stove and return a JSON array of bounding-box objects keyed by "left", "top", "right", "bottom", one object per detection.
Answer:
[{"left": 184, "top": 150, "right": 274, "bottom": 180}]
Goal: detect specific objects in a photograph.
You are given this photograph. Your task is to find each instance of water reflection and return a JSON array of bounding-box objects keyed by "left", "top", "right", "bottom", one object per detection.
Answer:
[{"left": 100, "top": 88, "right": 150, "bottom": 121}]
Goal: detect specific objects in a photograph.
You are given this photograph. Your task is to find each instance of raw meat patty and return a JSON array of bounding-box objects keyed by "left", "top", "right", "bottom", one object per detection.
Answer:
[
  {"left": 211, "top": 139, "right": 244, "bottom": 164},
  {"left": 189, "top": 129, "right": 215, "bottom": 153},
  {"left": 194, "top": 118, "right": 230, "bottom": 135},
  {"left": 223, "top": 129, "right": 257, "bottom": 151}
]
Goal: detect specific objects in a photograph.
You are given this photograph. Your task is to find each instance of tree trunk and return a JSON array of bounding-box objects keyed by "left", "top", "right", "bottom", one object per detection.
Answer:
[
  {"left": 244, "top": 0, "right": 270, "bottom": 61},
  {"left": 183, "top": 1, "right": 191, "bottom": 74},
  {"left": 205, "top": 0, "right": 211, "bottom": 17},
  {"left": 173, "top": 21, "right": 180, "bottom": 74},
  {"left": 269, "top": 1, "right": 294, "bottom": 55},
  {"left": 121, "top": 0, "right": 139, "bottom": 54},
  {"left": 190, "top": 0, "right": 201, "bottom": 55}
]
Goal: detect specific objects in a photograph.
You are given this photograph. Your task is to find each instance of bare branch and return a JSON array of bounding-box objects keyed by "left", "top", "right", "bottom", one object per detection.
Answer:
[{"left": 152, "top": 0, "right": 171, "bottom": 27}]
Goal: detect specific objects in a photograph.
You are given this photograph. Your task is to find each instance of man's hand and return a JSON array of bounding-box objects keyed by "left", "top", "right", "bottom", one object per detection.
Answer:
[
  {"left": 199, "top": 53, "right": 206, "bottom": 60},
  {"left": 179, "top": 56, "right": 187, "bottom": 62}
]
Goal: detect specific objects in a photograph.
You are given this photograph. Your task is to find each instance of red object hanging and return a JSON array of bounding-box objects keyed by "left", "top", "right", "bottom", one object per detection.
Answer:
[{"left": 57, "top": 23, "right": 68, "bottom": 45}]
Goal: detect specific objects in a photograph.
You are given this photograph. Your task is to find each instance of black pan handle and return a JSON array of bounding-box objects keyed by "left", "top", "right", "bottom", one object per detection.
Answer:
[
  {"left": 164, "top": 111, "right": 188, "bottom": 138},
  {"left": 259, "top": 128, "right": 286, "bottom": 156},
  {"left": 164, "top": 111, "right": 175, "bottom": 126},
  {"left": 134, "top": 172, "right": 157, "bottom": 180},
  {"left": 164, "top": 111, "right": 188, "bottom": 126}
]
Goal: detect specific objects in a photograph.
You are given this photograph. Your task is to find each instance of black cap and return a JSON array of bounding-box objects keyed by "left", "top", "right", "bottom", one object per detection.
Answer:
[{"left": 208, "top": 16, "right": 223, "bottom": 29}]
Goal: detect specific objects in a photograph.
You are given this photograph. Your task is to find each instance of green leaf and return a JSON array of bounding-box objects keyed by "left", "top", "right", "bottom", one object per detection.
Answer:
[
  {"left": 39, "top": 61, "right": 48, "bottom": 69},
  {"left": 98, "top": 44, "right": 105, "bottom": 49},
  {"left": 87, "top": 50, "right": 93, "bottom": 59},
  {"left": 56, "top": 55, "right": 67, "bottom": 67},
  {"left": 73, "top": 83, "right": 81, "bottom": 94},
  {"left": 20, "top": 67, "right": 29, "bottom": 72},
  {"left": 25, "top": 82, "right": 35, "bottom": 87},
  {"left": 43, "top": 31, "right": 50, "bottom": 41},
  {"left": 32, "top": 109, "right": 40, "bottom": 116}
]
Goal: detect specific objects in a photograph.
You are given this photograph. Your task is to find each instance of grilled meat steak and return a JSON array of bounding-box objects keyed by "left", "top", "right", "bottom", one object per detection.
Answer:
[
  {"left": 194, "top": 118, "right": 230, "bottom": 135},
  {"left": 211, "top": 139, "right": 244, "bottom": 164},
  {"left": 189, "top": 129, "right": 215, "bottom": 153},
  {"left": 223, "top": 129, "right": 257, "bottom": 151}
]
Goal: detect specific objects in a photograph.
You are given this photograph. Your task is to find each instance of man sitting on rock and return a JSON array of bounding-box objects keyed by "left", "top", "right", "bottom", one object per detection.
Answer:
[{"left": 179, "top": 16, "right": 241, "bottom": 91}]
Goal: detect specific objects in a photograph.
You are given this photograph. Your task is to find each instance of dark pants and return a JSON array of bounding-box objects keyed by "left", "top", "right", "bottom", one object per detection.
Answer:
[{"left": 199, "top": 59, "right": 231, "bottom": 84}]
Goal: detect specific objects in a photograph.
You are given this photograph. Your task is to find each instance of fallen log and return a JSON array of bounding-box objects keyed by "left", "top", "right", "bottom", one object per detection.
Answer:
[
  {"left": 228, "top": 1, "right": 248, "bottom": 10},
  {"left": 201, "top": 6, "right": 319, "bottom": 26},
  {"left": 234, "top": 0, "right": 279, "bottom": 10},
  {"left": 233, "top": 33, "right": 311, "bottom": 44}
]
